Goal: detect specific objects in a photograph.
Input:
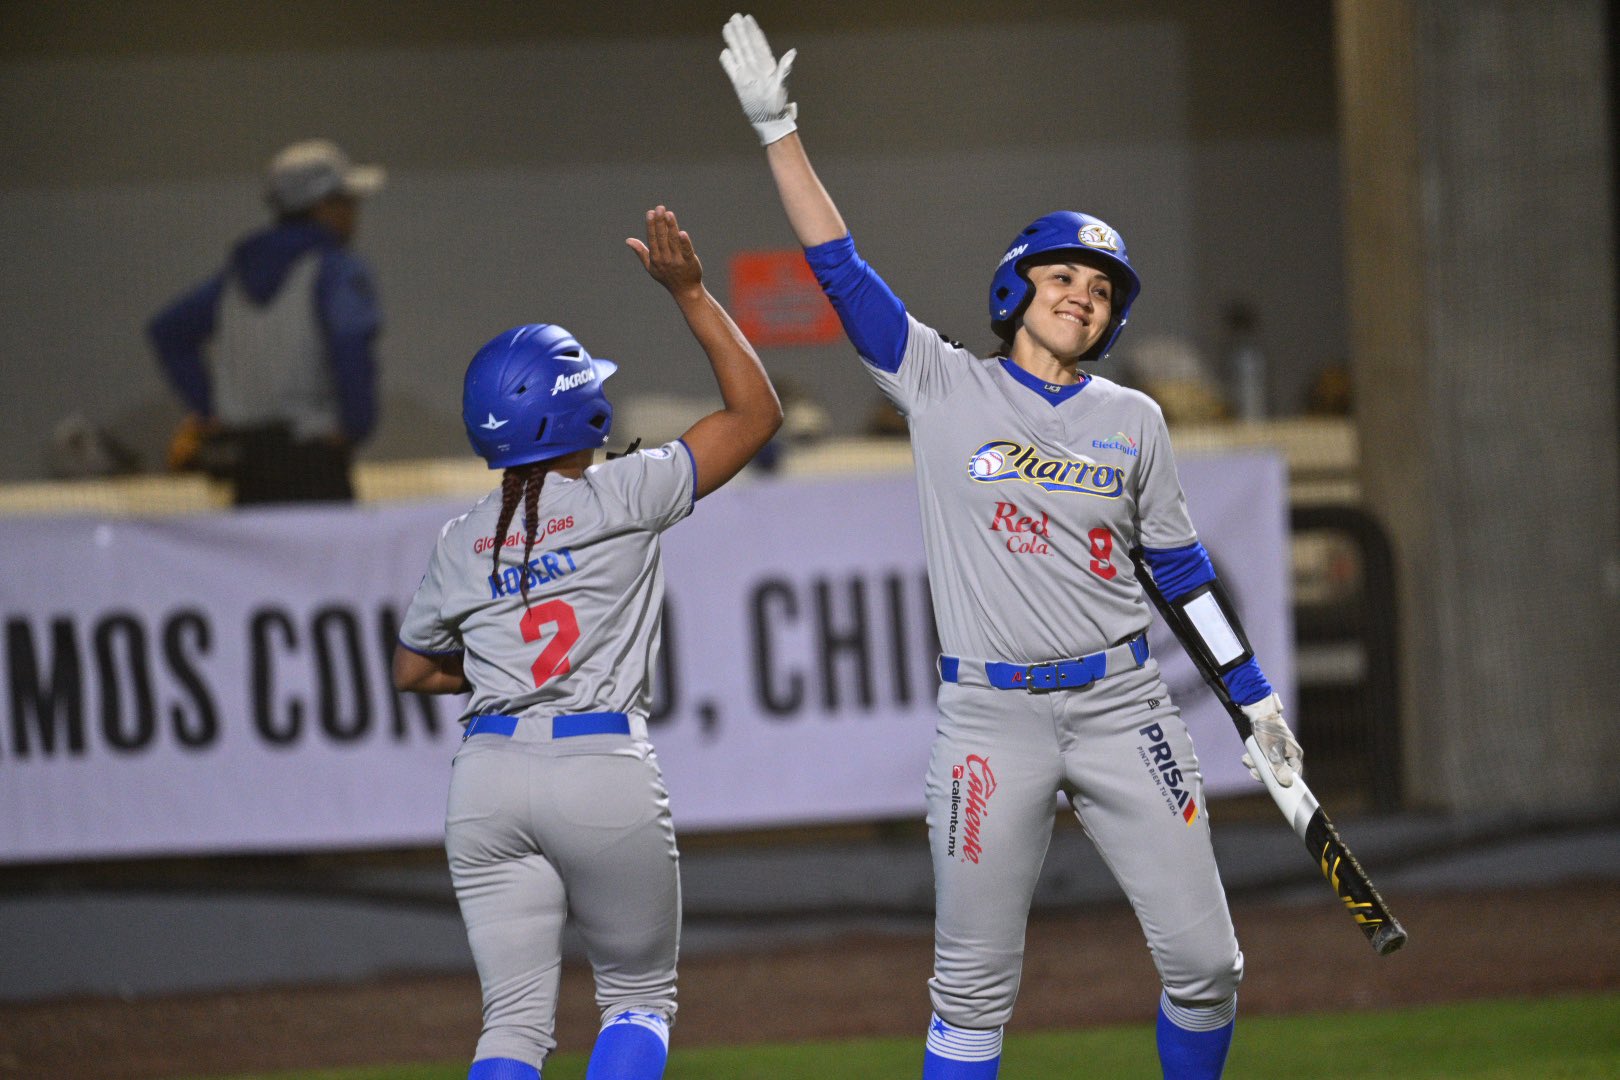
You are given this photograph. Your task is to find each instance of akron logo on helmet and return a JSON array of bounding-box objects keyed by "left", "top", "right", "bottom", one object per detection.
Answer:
[
  {"left": 551, "top": 369, "right": 595, "bottom": 396},
  {"left": 1078, "top": 223, "right": 1119, "bottom": 251}
]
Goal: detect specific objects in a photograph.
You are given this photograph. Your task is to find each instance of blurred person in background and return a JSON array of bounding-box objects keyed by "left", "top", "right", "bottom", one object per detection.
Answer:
[
  {"left": 147, "top": 138, "right": 384, "bottom": 505},
  {"left": 393, "top": 206, "right": 780, "bottom": 1080}
]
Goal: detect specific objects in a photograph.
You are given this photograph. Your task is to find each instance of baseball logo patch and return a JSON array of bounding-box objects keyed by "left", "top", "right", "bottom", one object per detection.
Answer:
[
  {"left": 968, "top": 447, "right": 1006, "bottom": 480},
  {"left": 1078, "top": 223, "right": 1120, "bottom": 251}
]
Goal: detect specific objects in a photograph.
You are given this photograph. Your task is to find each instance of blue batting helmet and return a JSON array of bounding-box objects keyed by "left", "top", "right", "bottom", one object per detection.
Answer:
[
  {"left": 987, "top": 211, "right": 1142, "bottom": 362},
  {"left": 462, "top": 324, "right": 617, "bottom": 469}
]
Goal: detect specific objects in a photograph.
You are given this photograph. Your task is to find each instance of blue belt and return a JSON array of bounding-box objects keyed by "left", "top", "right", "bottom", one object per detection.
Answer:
[
  {"left": 463, "top": 712, "right": 631, "bottom": 739},
  {"left": 938, "top": 635, "right": 1149, "bottom": 693}
]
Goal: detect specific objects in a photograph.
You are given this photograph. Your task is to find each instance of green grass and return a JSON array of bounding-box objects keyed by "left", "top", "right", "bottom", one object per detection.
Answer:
[{"left": 197, "top": 991, "right": 1620, "bottom": 1079}]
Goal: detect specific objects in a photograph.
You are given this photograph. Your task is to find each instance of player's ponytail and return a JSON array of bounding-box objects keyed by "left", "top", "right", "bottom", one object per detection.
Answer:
[{"left": 490, "top": 462, "right": 552, "bottom": 605}]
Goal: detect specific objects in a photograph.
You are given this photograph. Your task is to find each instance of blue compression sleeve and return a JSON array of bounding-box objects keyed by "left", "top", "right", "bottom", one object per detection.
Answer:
[
  {"left": 803, "top": 234, "right": 909, "bottom": 373},
  {"left": 1141, "top": 542, "right": 1274, "bottom": 706}
]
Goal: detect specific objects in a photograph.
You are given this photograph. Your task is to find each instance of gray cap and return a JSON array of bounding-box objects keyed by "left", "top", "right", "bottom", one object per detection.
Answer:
[{"left": 265, "top": 139, "right": 386, "bottom": 215}]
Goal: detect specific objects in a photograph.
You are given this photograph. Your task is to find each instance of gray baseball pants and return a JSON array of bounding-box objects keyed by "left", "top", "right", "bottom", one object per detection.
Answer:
[
  {"left": 926, "top": 660, "right": 1243, "bottom": 1028},
  {"left": 445, "top": 733, "right": 681, "bottom": 1068}
]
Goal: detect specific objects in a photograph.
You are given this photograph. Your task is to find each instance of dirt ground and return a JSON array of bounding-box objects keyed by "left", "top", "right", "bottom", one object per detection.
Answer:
[{"left": 4, "top": 882, "right": 1617, "bottom": 1080}]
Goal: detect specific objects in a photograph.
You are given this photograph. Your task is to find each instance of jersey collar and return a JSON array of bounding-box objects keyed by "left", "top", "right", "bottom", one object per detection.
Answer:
[{"left": 997, "top": 357, "right": 1089, "bottom": 405}]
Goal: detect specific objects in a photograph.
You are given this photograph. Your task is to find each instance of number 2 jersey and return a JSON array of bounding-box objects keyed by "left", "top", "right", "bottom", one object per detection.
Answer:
[{"left": 398, "top": 442, "right": 696, "bottom": 732}]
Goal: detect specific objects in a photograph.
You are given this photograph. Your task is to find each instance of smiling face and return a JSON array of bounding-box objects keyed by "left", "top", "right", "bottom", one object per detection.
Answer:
[{"left": 1014, "top": 258, "right": 1115, "bottom": 364}]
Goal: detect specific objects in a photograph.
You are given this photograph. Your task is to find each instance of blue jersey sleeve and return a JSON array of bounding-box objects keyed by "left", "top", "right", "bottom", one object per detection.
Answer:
[
  {"left": 1141, "top": 541, "right": 1274, "bottom": 707},
  {"left": 147, "top": 273, "right": 225, "bottom": 417},
  {"left": 316, "top": 249, "right": 382, "bottom": 443},
  {"left": 802, "top": 234, "right": 908, "bottom": 373}
]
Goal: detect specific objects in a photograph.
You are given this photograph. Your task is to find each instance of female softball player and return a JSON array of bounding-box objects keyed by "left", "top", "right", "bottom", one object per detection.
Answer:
[
  {"left": 393, "top": 206, "right": 781, "bottom": 1080},
  {"left": 719, "top": 15, "right": 1302, "bottom": 1079}
]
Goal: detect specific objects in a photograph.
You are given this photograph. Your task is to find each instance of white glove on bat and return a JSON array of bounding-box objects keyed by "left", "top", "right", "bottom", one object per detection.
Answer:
[
  {"left": 720, "top": 13, "right": 798, "bottom": 146},
  {"left": 1240, "top": 692, "right": 1303, "bottom": 787}
]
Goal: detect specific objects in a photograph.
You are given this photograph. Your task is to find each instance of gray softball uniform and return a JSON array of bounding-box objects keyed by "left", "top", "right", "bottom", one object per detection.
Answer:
[
  {"left": 805, "top": 235, "right": 1243, "bottom": 1029},
  {"left": 399, "top": 441, "right": 695, "bottom": 1067}
]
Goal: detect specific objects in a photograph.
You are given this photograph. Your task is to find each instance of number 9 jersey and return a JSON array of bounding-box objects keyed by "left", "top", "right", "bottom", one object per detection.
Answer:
[{"left": 399, "top": 441, "right": 696, "bottom": 737}]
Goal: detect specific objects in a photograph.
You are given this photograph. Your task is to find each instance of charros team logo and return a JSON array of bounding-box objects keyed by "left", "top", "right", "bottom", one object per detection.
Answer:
[
  {"left": 1078, "top": 223, "right": 1120, "bottom": 251},
  {"left": 967, "top": 440, "right": 1125, "bottom": 498}
]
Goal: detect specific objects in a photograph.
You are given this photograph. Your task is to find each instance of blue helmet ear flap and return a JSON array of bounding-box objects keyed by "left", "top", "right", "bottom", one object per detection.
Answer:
[
  {"left": 461, "top": 325, "right": 617, "bottom": 469},
  {"left": 987, "top": 211, "right": 1142, "bottom": 362}
]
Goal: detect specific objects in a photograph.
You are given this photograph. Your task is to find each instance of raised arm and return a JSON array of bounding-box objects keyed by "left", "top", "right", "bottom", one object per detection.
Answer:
[
  {"left": 626, "top": 206, "right": 782, "bottom": 500},
  {"left": 721, "top": 13, "right": 846, "bottom": 246}
]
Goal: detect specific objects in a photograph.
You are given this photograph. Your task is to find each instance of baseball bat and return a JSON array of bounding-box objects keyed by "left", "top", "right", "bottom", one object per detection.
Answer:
[{"left": 1131, "top": 550, "right": 1408, "bottom": 956}]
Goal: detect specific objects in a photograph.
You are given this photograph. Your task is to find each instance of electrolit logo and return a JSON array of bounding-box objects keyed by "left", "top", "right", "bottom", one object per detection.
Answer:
[{"left": 1091, "top": 432, "right": 1140, "bottom": 457}]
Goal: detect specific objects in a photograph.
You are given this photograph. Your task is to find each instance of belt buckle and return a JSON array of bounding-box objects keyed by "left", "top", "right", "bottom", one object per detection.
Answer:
[{"left": 1023, "top": 662, "right": 1060, "bottom": 693}]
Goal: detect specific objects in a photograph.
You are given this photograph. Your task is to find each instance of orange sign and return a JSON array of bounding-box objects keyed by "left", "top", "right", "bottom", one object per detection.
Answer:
[{"left": 729, "top": 250, "right": 843, "bottom": 346}]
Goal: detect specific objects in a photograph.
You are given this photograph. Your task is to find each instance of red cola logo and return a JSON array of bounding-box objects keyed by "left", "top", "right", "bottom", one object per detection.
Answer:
[
  {"left": 989, "top": 501, "right": 1052, "bottom": 557},
  {"left": 946, "top": 754, "right": 997, "bottom": 863}
]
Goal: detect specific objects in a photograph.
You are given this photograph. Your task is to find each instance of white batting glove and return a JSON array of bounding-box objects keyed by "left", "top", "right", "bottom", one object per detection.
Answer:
[
  {"left": 1240, "top": 692, "right": 1303, "bottom": 787},
  {"left": 720, "top": 13, "right": 798, "bottom": 146}
]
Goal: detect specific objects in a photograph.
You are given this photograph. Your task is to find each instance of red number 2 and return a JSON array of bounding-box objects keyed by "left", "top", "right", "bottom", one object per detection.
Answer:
[
  {"left": 1088, "top": 528, "right": 1118, "bottom": 580},
  {"left": 519, "top": 598, "right": 580, "bottom": 687}
]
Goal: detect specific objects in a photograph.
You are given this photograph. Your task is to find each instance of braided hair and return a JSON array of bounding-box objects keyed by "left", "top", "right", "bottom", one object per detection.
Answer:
[{"left": 490, "top": 461, "right": 552, "bottom": 605}]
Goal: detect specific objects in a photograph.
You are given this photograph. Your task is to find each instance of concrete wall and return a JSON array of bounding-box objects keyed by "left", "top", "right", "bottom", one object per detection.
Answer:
[
  {"left": 0, "top": 1, "right": 1342, "bottom": 480},
  {"left": 1339, "top": 0, "right": 1620, "bottom": 816}
]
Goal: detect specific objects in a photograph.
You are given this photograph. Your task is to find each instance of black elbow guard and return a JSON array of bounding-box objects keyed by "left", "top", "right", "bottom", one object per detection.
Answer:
[{"left": 1168, "top": 579, "right": 1254, "bottom": 676}]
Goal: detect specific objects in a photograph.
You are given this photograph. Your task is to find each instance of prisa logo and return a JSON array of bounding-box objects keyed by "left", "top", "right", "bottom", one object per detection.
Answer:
[
  {"left": 551, "top": 370, "right": 594, "bottom": 395},
  {"left": 1091, "top": 432, "right": 1140, "bottom": 457},
  {"left": 946, "top": 755, "right": 997, "bottom": 863},
  {"left": 1138, "top": 723, "right": 1199, "bottom": 825},
  {"left": 996, "top": 242, "right": 1029, "bottom": 269},
  {"left": 967, "top": 440, "right": 1125, "bottom": 498},
  {"left": 989, "top": 501, "right": 1052, "bottom": 557}
]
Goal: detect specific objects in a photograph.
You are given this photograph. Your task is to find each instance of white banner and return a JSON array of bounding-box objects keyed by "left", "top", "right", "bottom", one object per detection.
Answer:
[{"left": 0, "top": 452, "right": 1288, "bottom": 862}]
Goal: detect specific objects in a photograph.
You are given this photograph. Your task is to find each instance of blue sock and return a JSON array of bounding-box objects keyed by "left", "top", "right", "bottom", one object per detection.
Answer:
[
  {"left": 468, "top": 1058, "right": 540, "bottom": 1080},
  {"left": 922, "top": 1013, "right": 1002, "bottom": 1078},
  {"left": 1156, "top": 992, "right": 1236, "bottom": 1079},
  {"left": 585, "top": 1009, "right": 670, "bottom": 1080}
]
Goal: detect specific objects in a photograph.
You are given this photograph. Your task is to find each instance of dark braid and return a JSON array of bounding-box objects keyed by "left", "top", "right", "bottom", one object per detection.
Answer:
[
  {"left": 490, "top": 462, "right": 552, "bottom": 604},
  {"left": 520, "top": 471, "right": 542, "bottom": 604}
]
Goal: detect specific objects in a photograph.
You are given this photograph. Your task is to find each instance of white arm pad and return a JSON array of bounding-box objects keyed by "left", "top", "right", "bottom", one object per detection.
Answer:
[{"left": 1170, "top": 581, "right": 1254, "bottom": 674}]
